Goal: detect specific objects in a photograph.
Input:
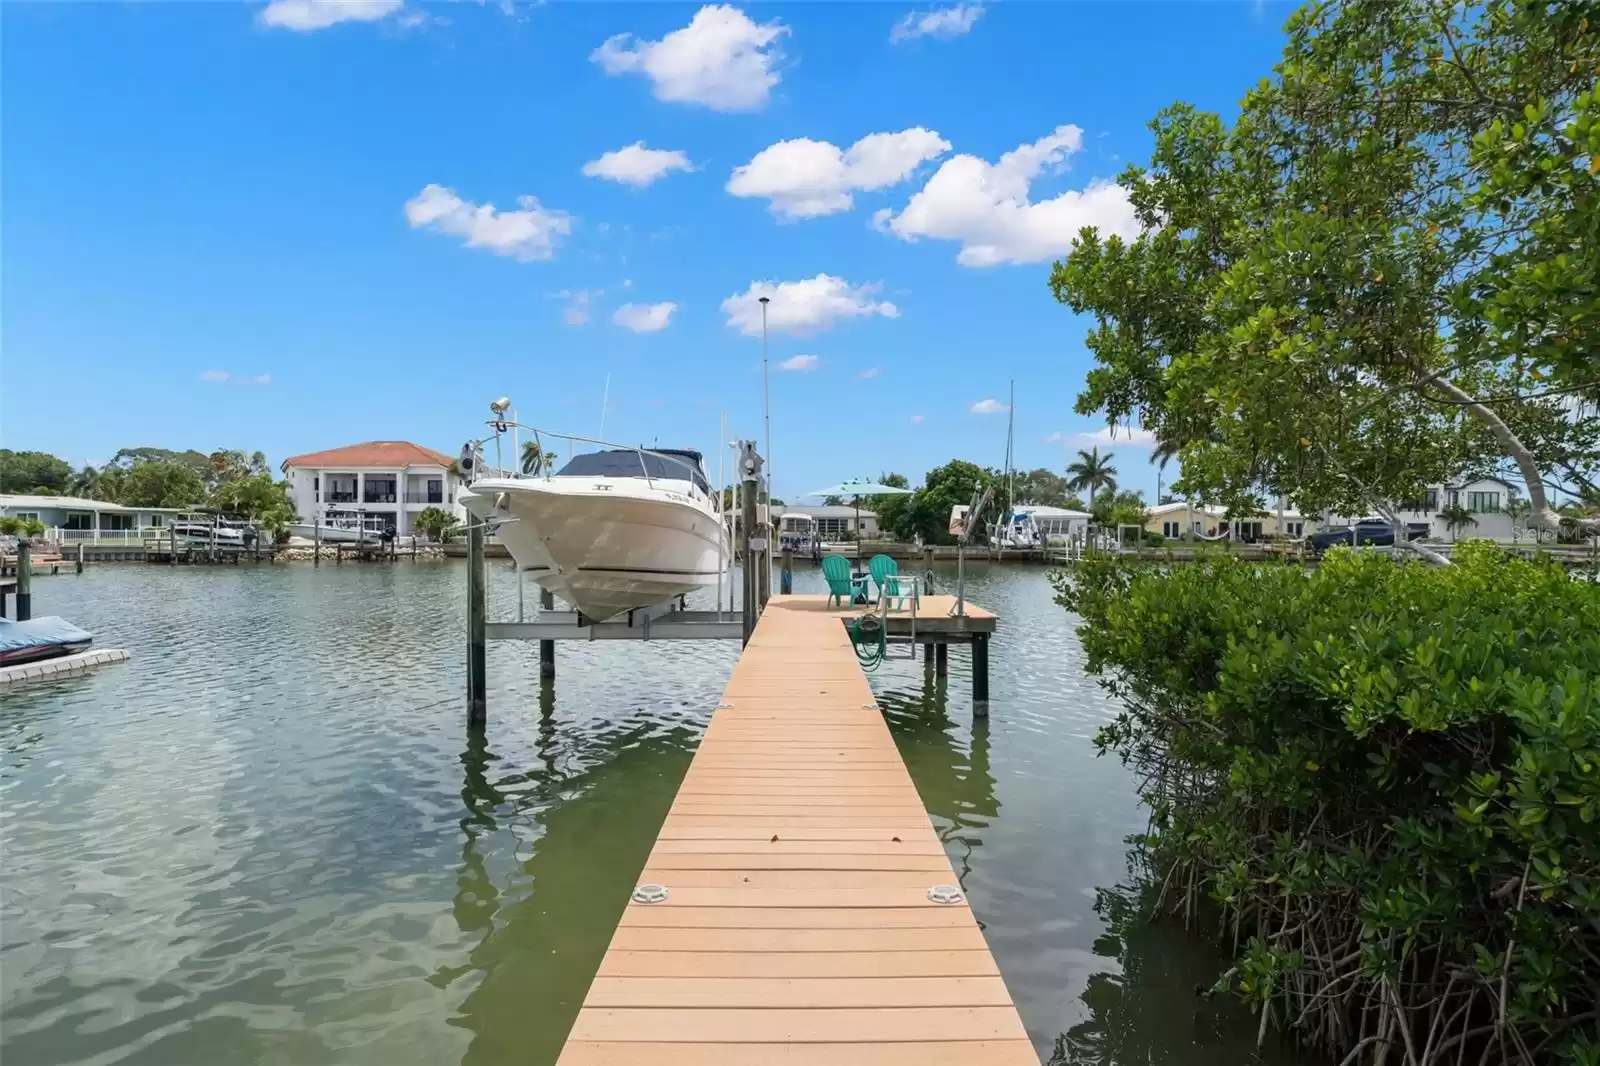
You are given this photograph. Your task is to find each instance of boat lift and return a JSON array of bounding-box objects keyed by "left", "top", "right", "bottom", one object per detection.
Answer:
[{"left": 461, "top": 409, "right": 772, "bottom": 726}]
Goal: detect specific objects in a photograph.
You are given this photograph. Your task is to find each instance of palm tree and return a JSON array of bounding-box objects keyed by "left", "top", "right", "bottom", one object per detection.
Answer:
[
  {"left": 1150, "top": 439, "right": 1180, "bottom": 505},
  {"left": 1439, "top": 503, "right": 1477, "bottom": 542},
  {"left": 1066, "top": 447, "right": 1118, "bottom": 509},
  {"left": 521, "top": 439, "right": 555, "bottom": 476}
]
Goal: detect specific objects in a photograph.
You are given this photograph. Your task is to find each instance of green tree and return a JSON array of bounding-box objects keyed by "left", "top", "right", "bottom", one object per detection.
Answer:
[
  {"left": 413, "top": 506, "right": 459, "bottom": 542},
  {"left": 119, "top": 461, "right": 205, "bottom": 508},
  {"left": 1439, "top": 503, "right": 1478, "bottom": 543},
  {"left": 520, "top": 439, "right": 555, "bottom": 476},
  {"left": 209, "top": 475, "right": 296, "bottom": 535},
  {"left": 1050, "top": 0, "right": 1600, "bottom": 558},
  {"left": 0, "top": 516, "right": 46, "bottom": 538},
  {"left": 1012, "top": 467, "right": 1077, "bottom": 507},
  {"left": 0, "top": 449, "right": 72, "bottom": 494},
  {"left": 1090, "top": 488, "right": 1148, "bottom": 533},
  {"left": 1065, "top": 447, "right": 1118, "bottom": 509},
  {"left": 883, "top": 461, "right": 993, "bottom": 545}
]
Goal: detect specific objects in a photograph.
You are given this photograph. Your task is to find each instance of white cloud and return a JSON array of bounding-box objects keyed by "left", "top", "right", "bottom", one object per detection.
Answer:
[
  {"left": 258, "top": 0, "right": 404, "bottom": 31},
  {"left": 200, "top": 369, "right": 272, "bottom": 386},
  {"left": 970, "top": 398, "right": 1009, "bottom": 414},
  {"left": 1048, "top": 426, "right": 1157, "bottom": 447},
  {"left": 556, "top": 289, "right": 600, "bottom": 326},
  {"left": 890, "top": 3, "right": 984, "bottom": 43},
  {"left": 613, "top": 301, "right": 677, "bottom": 332},
  {"left": 910, "top": 414, "right": 926, "bottom": 424},
  {"left": 778, "top": 354, "right": 819, "bottom": 372},
  {"left": 727, "top": 128, "right": 950, "bottom": 220},
  {"left": 857, "top": 367, "right": 880, "bottom": 379},
  {"left": 721, "top": 275, "right": 900, "bottom": 337},
  {"left": 404, "top": 183, "right": 573, "bottom": 261},
  {"left": 875, "top": 124, "right": 1139, "bottom": 266},
  {"left": 582, "top": 143, "right": 695, "bottom": 187},
  {"left": 592, "top": 5, "right": 787, "bottom": 112}
]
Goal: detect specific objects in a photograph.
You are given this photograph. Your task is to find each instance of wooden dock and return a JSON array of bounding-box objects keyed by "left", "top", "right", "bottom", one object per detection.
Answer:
[{"left": 556, "top": 595, "right": 1033, "bottom": 1065}]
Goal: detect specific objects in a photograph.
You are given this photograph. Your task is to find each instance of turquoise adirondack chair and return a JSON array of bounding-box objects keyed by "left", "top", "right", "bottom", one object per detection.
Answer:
[
  {"left": 822, "top": 554, "right": 863, "bottom": 608},
  {"left": 869, "top": 554, "right": 916, "bottom": 610}
]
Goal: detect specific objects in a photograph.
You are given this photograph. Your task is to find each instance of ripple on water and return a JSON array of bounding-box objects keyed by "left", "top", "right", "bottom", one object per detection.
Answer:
[{"left": 3, "top": 561, "right": 1309, "bottom": 1066}]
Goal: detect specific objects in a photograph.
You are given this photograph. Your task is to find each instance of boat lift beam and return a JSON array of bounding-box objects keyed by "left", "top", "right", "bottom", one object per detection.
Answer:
[{"left": 487, "top": 610, "right": 745, "bottom": 643}]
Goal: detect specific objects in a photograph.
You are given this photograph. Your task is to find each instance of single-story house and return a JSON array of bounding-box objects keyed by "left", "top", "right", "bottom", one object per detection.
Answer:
[
  {"left": 1143, "top": 501, "right": 1320, "bottom": 542},
  {"left": 771, "top": 504, "right": 880, "bottom": 540},
  {"left": 0, "top": 494, "right": 190, "bottom": 543}
]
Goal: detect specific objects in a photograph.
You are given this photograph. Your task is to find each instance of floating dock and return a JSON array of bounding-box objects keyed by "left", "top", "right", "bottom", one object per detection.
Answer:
[
  {"left": 556, "top": 596, "right": 1033, "bottom": 1065},
  {"left": 0, "top": 648, "right": 131, "bottom": 684}
]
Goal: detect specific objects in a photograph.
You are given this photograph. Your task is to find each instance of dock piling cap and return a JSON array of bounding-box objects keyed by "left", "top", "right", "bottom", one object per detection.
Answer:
[{"left": 631, "top": 883, "right": 669, "bottom": 904}]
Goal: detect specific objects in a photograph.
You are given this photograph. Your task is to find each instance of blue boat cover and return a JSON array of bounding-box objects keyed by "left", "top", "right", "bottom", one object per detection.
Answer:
[
  {"left": 0, "top": 616, "right": 94, "bottom": 656},
  {"left": 554, "top": 449, "right": 711, "bottom": 493}
]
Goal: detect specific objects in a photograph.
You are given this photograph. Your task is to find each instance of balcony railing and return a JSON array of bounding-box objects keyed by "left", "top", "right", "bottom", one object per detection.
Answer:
[
  {"left": 404, "top": 491, "right": 445, "bottom": 504},
  {"left": 362, "top": 493, "right": 397, "bottom": 504},
  {"left": 327, "top": 492, "right": 357, "bottom": 503}
]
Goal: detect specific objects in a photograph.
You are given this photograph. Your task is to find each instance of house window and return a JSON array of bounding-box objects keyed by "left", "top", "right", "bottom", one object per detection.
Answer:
[
  {"left": 1466, "top": 491, "right": 1500, "bottom": 514},
  {"left": 314, "top": 476, "right": 320, "bottom": 503},
  {"left": 13, "top": 512, "right": 39, "bottom": 523},
  {"left": 364, "top": 477, "right": 397, "bottom": 504},
  {"left": 101, "top": 514, "right": 135, "bottom": 531},
  {"left": 149, "top": 514, "right": 164, "bottom": 527},
  {"left": 1162, "top": 520, "right": 1180, "bottom": 538},
  {"left": 1398, "top": 489, "right": 1439, "bottom": 513},
  {"left": 64, "top": 513, "right": 95, "bottom": 530}
]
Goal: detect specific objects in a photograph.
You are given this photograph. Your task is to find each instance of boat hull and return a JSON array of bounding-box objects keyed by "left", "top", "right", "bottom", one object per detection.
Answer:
[
  {"left": 461, "top": 478, "right": 727, "bottom": 621},
  {"left": 286, "top": 523, "right": 379, "bottom": 545}
]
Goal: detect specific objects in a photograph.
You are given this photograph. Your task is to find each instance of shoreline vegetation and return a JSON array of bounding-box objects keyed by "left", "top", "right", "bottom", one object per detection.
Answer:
[{"left": 1048, "top": 1, "right": 1600, "bottom": 1064}]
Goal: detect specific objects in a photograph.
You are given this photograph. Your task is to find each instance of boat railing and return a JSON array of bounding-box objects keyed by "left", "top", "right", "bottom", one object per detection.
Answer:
[{"left": 474, "top": 421, "right": 712, "bottom": 504}]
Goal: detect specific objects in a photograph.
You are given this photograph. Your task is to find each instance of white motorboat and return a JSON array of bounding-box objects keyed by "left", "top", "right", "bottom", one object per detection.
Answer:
[
  {"left": 171, "top": 514, "right": 249, "bottom": 547},
  {"left": 286, "top": 515, "right": 387, "bottom": 545},
  {"left": 459, "top": 447, "right": 727, "bottom": 622}
]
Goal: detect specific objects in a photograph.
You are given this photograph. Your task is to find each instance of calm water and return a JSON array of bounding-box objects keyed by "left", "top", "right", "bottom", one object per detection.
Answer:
[{"left": 1, "top": 561, "right": 1310, "bottom": 1065}]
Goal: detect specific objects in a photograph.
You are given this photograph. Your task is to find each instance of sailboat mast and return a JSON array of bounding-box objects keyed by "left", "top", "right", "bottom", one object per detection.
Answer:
[{"left": 1005, "top": 379, "right": 1015, "bottom": 512}]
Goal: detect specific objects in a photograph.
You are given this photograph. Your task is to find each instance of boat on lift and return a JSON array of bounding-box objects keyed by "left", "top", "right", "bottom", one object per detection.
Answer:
[{"left": 459, "top": 439, "right": 728, "bottom": 622}]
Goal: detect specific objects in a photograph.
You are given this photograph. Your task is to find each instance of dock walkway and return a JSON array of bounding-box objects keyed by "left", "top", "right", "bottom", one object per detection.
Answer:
[{"left": 557, "top": 595, "right": 1034, "bottom": 1065}]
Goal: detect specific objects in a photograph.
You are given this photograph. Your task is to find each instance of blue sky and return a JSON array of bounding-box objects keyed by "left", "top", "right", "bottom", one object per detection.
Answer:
[{"left": 2, "top": 1, "right": 1290, "bottom": 501}]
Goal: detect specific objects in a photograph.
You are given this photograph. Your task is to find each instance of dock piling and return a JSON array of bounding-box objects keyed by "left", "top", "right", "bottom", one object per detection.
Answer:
[
  {"left": 972, "top": 633, "right": 990, "bottom": 714},
  {"left": 539, "top": 587, "right": 555, "bottom": 679},
  {"left": 739, "top": 443, "right": 760, "bottom": 645},
  {"left": 15, "top": 542, "right": 32, "bottom": 621},
  {"left": 76, "top": 543, "right": 85, "bottom": 574},
  {"left": 779, "top": 548, "right": 793, "bottom": 594},
  {"left": 466, "top": 512, "right": 487, "bottom": 726},
  {"left": 935, "top": 641, "right": 948, "bottom": 677}
]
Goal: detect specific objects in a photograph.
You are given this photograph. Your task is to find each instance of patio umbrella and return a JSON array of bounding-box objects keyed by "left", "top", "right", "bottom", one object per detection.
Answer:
[{"left": 804, "top": 479, "right": 914, "bottom": 559}]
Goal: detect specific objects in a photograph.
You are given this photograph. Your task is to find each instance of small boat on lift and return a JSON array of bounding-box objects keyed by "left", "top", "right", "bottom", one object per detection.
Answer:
[{"left": 460, "top": 440, "right": 728, "bottom": 622}]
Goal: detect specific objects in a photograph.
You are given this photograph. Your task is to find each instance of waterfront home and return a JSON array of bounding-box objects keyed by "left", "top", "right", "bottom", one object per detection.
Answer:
[
  {"left": 0, "top": 493, "right": 189, "bottom": 545},
  {"left": 1322, "top": 477, "right": 1522, "bottom": 542},
  {"left": 771, "top": 504, "right": 880, "bottom": 540},
  {"left": 1143, "top": 501, "right": 1319, "bottom": 542},
  {"left": 281, "top": 441, "right": 465, "bottom": 540}
]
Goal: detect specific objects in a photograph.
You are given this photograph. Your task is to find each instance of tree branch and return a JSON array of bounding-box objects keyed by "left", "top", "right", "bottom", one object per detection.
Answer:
[{"left": 1420, "top": 374, "right": 1600, "bottom": 538}]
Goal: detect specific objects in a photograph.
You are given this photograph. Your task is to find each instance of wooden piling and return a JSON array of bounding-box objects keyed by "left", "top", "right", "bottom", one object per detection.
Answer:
[
  {"left": 15, "top": 542, "right": 32, "bottom": 622},
  {"left": 935, "top": 641, "right": 948, "bottom": 677},
  {"left": 972, "top": 634, "right": 990, "bottom": 714},
  {"left": 169, "top": 527, "right": 177, "bottom": 566},
  {"left": 779, "top": 548, "right": 794, "bottom": 595},
  {"left": 314, "top": 516, "right": 321, "bottom": 567},
  {"left": 539, "top": 586, "right": 555, "bottom": 679},
  {"left": 76, "top": 542, "right": 85, "bottom": 574},
  {"left": 924, "top": 642, "right": 934, "bottom": 667},
  {"left": 466, "top": 512, "right": 487, "bottom": 726},
  {"left": 740, "top": 466, "right": 759, "bottom": 646}
]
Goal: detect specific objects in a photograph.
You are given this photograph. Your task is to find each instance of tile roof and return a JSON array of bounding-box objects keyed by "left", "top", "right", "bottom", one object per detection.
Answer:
[{"left": 280, "top": 441, "right": 455, "bottom": 470}]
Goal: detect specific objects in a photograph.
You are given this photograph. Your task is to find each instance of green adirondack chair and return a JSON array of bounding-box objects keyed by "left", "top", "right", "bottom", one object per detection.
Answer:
[
  {"left": 822, "top": 553, "right": 860, "bottom": 608},
  {"left": 869, "top": 554, "right": 916, "bottom": 610}
]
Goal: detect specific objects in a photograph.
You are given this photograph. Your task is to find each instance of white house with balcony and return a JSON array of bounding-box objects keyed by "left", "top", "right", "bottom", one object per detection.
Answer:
[{"left": 281, "top": 441, "right": 465, "bottom": 539}]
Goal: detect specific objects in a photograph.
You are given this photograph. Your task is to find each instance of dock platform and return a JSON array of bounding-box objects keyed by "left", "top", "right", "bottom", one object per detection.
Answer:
[{"left": 556, "top": 596, "right": 1033, "bottom": 1065}]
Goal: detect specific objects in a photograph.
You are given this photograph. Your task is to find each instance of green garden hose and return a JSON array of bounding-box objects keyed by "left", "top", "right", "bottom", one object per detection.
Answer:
[{"left": 848, "top": 613, "right": 887, "bottom": 671}]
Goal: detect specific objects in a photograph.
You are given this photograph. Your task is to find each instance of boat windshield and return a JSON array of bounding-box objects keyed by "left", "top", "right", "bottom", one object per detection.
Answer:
[{"left": 553, "top": 449, "right": 710, "bottom": 494}]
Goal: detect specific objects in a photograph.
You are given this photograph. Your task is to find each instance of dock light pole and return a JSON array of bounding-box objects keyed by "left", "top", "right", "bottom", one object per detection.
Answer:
[
  {"left": 739, "top": 441, "right": 764, "bottom": 645},
  {"left": 759, "top": 296, "right": 773, "bottom": 606}
]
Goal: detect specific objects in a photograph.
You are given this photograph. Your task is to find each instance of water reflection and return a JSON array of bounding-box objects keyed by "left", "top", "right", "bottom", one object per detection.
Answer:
[{"left": 448, "top": 684, "right": 696, "bottom": 1066}]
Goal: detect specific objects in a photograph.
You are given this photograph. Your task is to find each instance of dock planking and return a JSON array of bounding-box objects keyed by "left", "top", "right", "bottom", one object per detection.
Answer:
[{"left": 556, "top": 597, "right": 1034, "bottom": 1066}]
